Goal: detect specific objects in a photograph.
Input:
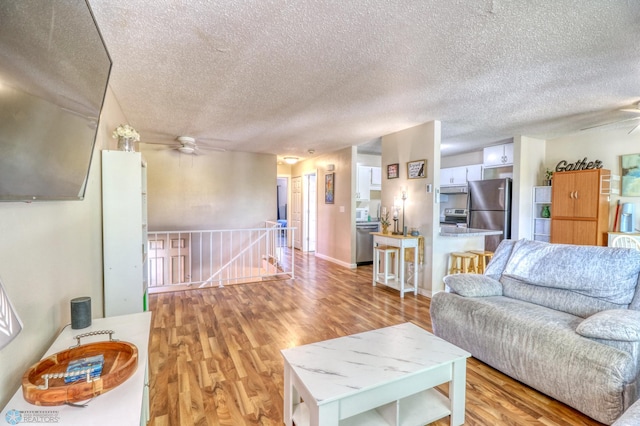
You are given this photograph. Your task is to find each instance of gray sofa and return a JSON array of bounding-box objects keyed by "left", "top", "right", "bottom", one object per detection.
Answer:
[{"left": 430, "top": 238, "right": 640, "bottom": 425}]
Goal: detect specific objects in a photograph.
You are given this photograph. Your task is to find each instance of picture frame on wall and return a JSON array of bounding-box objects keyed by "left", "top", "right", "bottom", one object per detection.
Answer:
[
  {"left": 407, "top": 159, "right": 427, "bottom": 179},
  {"left": 325, "top": 172, "right": 335, "bottom": 204},
  {"left": 621, "top": 153, "right": 640, "bottom": 196},
  {"left": 387, "top": 163, "right": 399, "bottom": 179}
]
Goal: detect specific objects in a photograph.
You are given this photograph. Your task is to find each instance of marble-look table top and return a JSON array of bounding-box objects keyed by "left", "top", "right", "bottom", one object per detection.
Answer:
[{"left": 280, "top": 322, "right": 470, "bottom": 404}]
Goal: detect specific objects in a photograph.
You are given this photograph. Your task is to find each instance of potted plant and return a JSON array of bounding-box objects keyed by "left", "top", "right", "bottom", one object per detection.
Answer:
[
  {"left": 543, "top": 169, "right": 553, "bottom": 186},
  {"left": 380, "top": 210, "right": 391, "bottom": 234}
]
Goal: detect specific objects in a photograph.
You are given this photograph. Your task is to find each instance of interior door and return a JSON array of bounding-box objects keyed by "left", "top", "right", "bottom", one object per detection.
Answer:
[
  {"left": 303, "top": 172, "right": 317, "bottom": 252},
  {"left": 291, "top": 176, "right": 302, "bottom": 250}
]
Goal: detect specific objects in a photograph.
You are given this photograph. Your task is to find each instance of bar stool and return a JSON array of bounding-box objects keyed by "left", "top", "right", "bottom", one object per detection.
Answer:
[
  {"left": 448, "top": 252, "right": 479, "bottom": 274},
  {"left": 374, "top": 245, "right": 399, "bottom": 284},
  {"left": 468, "top": 250, "right": 494, "bottom": 274}
]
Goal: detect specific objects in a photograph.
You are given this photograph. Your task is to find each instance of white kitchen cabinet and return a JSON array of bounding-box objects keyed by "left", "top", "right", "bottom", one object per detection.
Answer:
[
  {"left": 102, "top": 151, "right": 148, "bottom": 317},
  {"left": 370, "top": 166, "right": 382, "bottom": 189},
  {"left": 483, "top": 143, "right": 513, "bottom": 167},
  {"left": 466, "top": 164, "right": 483, "bottom": 182},
  {"left": 440, "top": 164, "right": 483, "bottom": 185},
  {"left": 532, "top": 186, "right": 552, "bottom": 242},
  {"left": 357, "top": 165, "right": 371, "bottom": 200}
]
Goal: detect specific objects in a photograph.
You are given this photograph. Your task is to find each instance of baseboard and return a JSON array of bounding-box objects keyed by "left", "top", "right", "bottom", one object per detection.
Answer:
[{"left": 314, "top": 252, "right": 356, "bottom": 269}]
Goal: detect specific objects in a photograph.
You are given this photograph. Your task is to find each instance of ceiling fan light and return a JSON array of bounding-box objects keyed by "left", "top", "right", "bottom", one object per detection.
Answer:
[
  {"left": 178, "top": 145, "right": 195, "bottom": 154},
  {"left": 284, "top": 157, "right": 298, "bottom": 164}
]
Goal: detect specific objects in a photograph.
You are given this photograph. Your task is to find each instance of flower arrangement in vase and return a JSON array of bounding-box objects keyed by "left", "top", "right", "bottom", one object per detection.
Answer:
[
  {"left": 380, "top": 210, "right": 391, "bottom": 234},
  {"left": 112, "top": 124, "right": 140, "bottom": 152}
]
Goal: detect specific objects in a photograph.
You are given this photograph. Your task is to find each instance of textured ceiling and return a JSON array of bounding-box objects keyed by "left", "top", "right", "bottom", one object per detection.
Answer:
[{"left": 88, "top": 0, "right": 640, "bottom": 159}]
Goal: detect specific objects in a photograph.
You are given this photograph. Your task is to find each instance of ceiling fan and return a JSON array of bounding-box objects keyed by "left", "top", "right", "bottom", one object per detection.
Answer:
[
  {"left": 581, "top": 102, "right": 640, "bottom": 134},
  {"left": 141, "top": 135, "right": 227, "bottom": 155}
]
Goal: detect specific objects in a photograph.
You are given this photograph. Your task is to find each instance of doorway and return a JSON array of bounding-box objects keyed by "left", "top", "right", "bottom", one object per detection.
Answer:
[{"left": 303, "top": 172, "right": 317, "bottom": 252}]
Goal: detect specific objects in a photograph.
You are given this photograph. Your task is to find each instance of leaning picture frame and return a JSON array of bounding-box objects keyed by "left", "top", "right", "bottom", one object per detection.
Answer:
[
  {"left": 325, "top": 172, "right": 335, "bottom": 204},
  {"left": 621, "top": 153, "right": 640, "bottom": 196},
  {"left": 407, "top": 159, "right": 427, "bottom": 179},
  {"left": 387, "top": 163, "right": 399, "bottom": 179}
]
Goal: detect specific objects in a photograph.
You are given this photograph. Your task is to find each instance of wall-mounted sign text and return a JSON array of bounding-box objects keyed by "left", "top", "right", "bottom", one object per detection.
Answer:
[{"left": 555, "top": 158, "right": 603, "bottom": 172}]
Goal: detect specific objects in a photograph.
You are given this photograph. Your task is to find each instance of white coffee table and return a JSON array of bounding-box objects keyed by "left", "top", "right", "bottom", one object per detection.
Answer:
[{"left": 281, "top": 322, "right": 471, "bottom": 426}]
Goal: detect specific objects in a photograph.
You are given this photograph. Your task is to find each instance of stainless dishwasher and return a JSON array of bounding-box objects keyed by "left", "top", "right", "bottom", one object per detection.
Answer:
[{"left": 356, "top": 222, "right": 380, "bottom": 265}]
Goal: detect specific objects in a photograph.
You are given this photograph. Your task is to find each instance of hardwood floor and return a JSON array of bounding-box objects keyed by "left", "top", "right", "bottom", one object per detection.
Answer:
[{"left": 147, "top": 249, "right": 604, "bottom": 426}]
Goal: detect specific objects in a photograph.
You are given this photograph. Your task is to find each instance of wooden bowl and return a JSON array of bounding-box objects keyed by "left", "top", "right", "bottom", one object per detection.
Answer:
[{"left": 22, "top": 341, "right": 138, "bottom": 406}]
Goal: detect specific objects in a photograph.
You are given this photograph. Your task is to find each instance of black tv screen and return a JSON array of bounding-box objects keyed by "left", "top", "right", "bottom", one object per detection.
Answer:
[{"left": 0, "top": 0, "right": 111, "bottom": 201}]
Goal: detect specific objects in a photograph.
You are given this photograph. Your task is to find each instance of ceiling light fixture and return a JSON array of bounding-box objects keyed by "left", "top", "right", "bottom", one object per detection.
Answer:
[{"left": 284, "top": 157, "right": 298, "bottom": 164}]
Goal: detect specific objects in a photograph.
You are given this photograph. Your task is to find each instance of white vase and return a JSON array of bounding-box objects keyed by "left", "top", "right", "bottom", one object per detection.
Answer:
[{"left": 117, "top": 137, "right": 136, "bottom": 152}]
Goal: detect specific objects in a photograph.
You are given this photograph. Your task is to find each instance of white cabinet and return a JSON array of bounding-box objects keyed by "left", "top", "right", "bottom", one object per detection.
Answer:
[
  {"left": 1, "top": 312, "right": 151, "bottom": 426},
  {"left": 357, "top": 166, "right": 371, "bottom": 200},
  {"left": 532, "top": 186, "right": 552, "bottom": 242},
  {"left": 483, "top": 143, "right": 513, "bottom": 167},
  {"left": 466, "top": 164, "right": 482, "bottom": 182},
  {"left": 102, "top": 151, "right": 148, "bottom": 317},
  {"left": 440, "top": 164, "right": 482, "bottom": 185},
  {"left": 370, "top": 166, "right": 382, "bottom": 189}
]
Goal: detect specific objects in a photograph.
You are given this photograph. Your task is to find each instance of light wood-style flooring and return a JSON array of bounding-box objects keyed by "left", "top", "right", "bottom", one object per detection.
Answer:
[{"left": 147, "top": 249, "right": 603, "bottom": 426}]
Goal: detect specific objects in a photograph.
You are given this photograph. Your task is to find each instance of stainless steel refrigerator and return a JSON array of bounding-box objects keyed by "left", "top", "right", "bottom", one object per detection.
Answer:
[{"left": 467, "top": 178, "right": 512, "bottom": 252}]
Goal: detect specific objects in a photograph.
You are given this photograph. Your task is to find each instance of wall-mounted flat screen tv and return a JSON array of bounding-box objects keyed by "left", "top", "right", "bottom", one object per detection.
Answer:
[{"left": 0, "top": 0, "right": 111, "bottom": 201}]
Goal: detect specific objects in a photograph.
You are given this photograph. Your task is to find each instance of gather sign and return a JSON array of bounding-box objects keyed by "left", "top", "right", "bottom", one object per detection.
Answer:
[{"left": 555, "top": 157, "right": 603, "bottom": 172}]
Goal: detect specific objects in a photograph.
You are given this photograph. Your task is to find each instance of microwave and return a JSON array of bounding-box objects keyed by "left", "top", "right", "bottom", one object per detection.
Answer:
[{"left": 355, "top": 208, "right": 369, "bottom": 222}]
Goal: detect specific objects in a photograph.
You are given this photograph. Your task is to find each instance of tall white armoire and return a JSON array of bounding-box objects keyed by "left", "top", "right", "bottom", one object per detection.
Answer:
[{"left": 102, "top": 150, "right": 148, "bottom": 316}]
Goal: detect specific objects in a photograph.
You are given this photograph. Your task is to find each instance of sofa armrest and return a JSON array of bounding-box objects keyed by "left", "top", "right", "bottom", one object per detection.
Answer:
[
  {"left": 443, "top": 274, "right": 503, "bottom": 297},
  {"left": 613, "top": 398, "right": 640, "bottom": 426},
  {"left": 577, "top": 309, "right": 640, "bottom": 342}
]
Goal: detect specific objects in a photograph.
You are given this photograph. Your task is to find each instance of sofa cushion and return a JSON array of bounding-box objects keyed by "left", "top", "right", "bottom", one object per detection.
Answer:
[
  {"left": 500, "top": 239, "right": 640, "bottom": 315},
  {"left": 577, "top": 309, "right": 640, "bottom": 342},
  {"left": 484, "top": 239, "right": 517, "bottom": 280},
  {"left": 501, "top": 275, "right": 630, "bottom": 318},
  {"left": 443, "top": 274, "right": 503, "bottom": 297}
]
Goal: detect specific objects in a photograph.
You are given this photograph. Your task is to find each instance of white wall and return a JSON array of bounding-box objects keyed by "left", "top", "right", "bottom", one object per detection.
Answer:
[
  {"left": 512, "top": 136, "right": 546, "bottom": 240},
  {"left": 0, "top": 86, "right": 125, "bottom": 406}
]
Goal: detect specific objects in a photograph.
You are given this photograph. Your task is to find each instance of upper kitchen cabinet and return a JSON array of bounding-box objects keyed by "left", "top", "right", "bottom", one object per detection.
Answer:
[
  {"left": 440, "top": 164, "right": 482, "bottom": 185},
  {"left": 483, "top": 143, "right": 514, "bottom": 167},
  {"left": 356, "top": 165, "right": 382, "bottom": 199},
  {"left": 550, "top": 169, "right": 611, "bottom": 246},
  {"left": 356, "top": 166, "right": 371, "bottom": 200},
  {"left": 370, "top": 166, "right": 382, "bottom": 190}
]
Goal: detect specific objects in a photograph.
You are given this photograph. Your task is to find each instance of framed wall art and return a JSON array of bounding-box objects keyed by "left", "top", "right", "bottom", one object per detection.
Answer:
[
  {"left": 407, "top": 159, "right": 426, "bottom": 179},
  {"left": 325, "top": 172, "right": 335, "bottom": 204},
  {"left": 387, "top": 163, "right": 399, "bottom": 179},
  {"left": 621, "top": 153, "right": 640, "bottom": 196}
]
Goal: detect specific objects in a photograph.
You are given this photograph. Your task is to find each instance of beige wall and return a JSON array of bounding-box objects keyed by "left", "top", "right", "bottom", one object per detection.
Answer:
[
  {"left": 292, "top": 147, "right": 354, "bottom": 266},
  {"left": 142, "top": 147, "right": 276, "bottom": 231},
  {"left": 0, "top": 86, "right": 125, "bottom": 406},
  {"left": 382, "top": 122, "right": 440, "bottom": 293}
]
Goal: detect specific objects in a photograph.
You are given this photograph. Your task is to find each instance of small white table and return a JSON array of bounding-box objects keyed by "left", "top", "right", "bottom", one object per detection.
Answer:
[
  {"left": 371, "top": 232, "right": 419, "bottom": 297},
  {"left": 281, "top": 322, "right": 471, "bottom": 426},
  {"left": 2, "top": 312, "right": 151, "bottom": 426}
]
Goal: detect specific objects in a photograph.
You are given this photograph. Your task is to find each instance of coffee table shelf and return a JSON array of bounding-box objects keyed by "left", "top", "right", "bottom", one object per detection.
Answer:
[{"left": 292, "top": 388, "right": 451, "bottom": 426}]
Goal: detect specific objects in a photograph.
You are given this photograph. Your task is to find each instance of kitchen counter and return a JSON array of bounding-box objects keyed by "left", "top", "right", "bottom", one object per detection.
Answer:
[{"left": 440, "top": 226, "right": 503, "bottom": 237}]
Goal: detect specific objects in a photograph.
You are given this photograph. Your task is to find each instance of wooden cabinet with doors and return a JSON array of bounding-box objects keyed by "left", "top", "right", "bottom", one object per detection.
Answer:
[{"left": 550, "top": 169, "right": 610, "bottom": 246}]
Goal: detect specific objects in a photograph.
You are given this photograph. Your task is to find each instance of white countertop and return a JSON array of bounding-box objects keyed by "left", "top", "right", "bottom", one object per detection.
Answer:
[
  {"left": 2, "top": 312, "right": 151, "bottom": 426},
  {"left": 439, "top": 226, "right": 503, "bottom": 237}
]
